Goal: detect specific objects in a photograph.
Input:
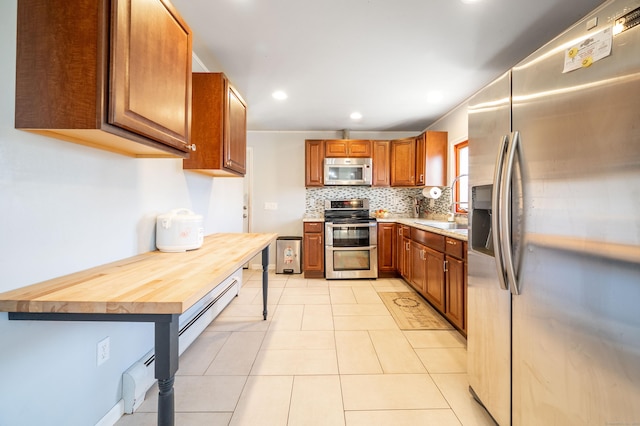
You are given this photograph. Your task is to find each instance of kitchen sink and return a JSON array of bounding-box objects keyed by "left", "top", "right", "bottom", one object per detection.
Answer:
[{"left": 414, "top": 220, "right": 468, "bottom": 231}]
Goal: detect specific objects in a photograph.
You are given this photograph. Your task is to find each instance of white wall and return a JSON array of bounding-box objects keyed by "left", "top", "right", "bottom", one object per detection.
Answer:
[{"left": 0, "top": 2, "right": 243, "bottom": 424}]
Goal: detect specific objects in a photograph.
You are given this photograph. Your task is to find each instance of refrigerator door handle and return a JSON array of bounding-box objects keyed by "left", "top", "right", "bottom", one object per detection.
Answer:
[
  {"left": 502, "top": 131, "right": 521, "bottom": 295},
  {"left": 492, "top": 134, "right": 510, "bottom": 291}
]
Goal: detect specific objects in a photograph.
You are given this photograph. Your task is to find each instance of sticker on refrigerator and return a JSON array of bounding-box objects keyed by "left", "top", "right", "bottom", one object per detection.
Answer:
[{"left": 563, "top": 27, "right": 612, "bottom": 73}]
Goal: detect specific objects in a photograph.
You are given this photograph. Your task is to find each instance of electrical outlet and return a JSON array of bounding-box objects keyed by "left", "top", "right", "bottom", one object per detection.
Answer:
[{"left": 97, "top": 337, "right": 110, "bottom": 366}]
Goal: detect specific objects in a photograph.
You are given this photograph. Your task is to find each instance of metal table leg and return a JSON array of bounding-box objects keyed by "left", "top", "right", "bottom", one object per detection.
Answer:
[
  {"left": 8, "top": 312, "right": 181, "bottom": 426},
  {"left": 262, "top": 246, "right": 269, "bottom": 320},
  {"left": 154, "top": 314, "right": 179, "bottom": 426}
]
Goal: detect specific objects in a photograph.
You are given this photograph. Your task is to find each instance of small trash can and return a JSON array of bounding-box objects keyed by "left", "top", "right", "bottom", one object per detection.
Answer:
[{"left": 276, "top": 236, "right": 302, "bottom": 274}]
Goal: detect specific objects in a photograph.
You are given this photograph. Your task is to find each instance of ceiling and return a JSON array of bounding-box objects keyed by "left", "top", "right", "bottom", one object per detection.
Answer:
[{"left": 172, "top": 0, "right": 605, "bottom": 132}]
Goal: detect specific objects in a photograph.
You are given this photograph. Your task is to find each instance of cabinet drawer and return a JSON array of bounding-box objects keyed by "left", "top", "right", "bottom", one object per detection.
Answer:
[
  {"left": 304, "top": 222, "right": 324, "bottom": 233},
  {"left": 398, "top": 225, "right": 411, "bottom": 237},
  {"left": 445, "top": 237, "right": 464, "bottom": 259},
  {"left": 411, "top": 227, "right": 445, "bottom": 251}
]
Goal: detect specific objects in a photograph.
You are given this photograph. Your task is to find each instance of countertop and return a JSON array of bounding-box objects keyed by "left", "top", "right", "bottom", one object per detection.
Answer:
[
  {"left": 0, "top": 233, "right": 278, "bottom": 315},
  {"left": 385, "top": 218, "right": 468, "bottom": 241},
  {"left": 304, "top": 216, "right": 467, "bottom": 241}
]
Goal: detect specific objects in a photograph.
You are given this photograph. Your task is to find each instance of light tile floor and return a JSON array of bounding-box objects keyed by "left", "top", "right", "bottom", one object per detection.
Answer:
[{"left": 116, "top": 271, "right": 496, "bottom": 426}]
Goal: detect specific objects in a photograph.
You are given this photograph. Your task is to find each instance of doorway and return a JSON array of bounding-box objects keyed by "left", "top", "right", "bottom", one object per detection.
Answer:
[{"left": 243, "top": 147, "right": 253, "bottom": 268}]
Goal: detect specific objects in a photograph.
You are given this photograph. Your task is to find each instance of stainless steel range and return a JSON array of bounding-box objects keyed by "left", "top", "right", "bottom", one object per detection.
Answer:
[{"left": 324, "top": 199, "right": 377, "bottom": 279}]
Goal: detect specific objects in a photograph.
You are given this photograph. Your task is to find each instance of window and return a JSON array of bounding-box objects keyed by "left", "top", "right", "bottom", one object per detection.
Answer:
[{"left": 454, "top": 141, "right": 469, "bottom": 213}]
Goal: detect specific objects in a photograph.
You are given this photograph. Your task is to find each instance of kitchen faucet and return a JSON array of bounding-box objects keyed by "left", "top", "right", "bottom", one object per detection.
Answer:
[{"left": 448, "top": 174, "right": 468, "bottom": 222}]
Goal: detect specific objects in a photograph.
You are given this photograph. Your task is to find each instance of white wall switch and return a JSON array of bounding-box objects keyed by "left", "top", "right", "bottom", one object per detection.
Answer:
[{"left": 264, "top": 202, "right": 278, "bottom": 210}]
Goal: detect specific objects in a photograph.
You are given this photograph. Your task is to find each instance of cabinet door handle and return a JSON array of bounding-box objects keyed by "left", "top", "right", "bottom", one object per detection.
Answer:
[
  {"left": 405, "top": 242, "right": 410, "bottom": 251},
  {"left": 443, "top": 260, "right": 448, "bottom": 272},
  {"left": 419, "top": 174, "right": 424, "bottom": 182},
  {"left": 447, "top": 240, "right": 457, "bottom": 245}
]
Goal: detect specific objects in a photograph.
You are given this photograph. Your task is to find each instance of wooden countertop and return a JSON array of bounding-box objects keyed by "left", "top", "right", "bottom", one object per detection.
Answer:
[{"left": 0, "top": 233, "right": 278, "bottom": 315}]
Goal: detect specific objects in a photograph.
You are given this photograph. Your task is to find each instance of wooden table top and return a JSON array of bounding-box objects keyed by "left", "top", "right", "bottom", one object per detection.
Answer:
[{"left": 0, "top": 233, "right": 278, "bottom": 315}]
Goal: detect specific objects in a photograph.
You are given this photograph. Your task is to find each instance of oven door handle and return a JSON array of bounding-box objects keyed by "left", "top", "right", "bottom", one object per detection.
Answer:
[
  {"left": 325, "top": 222, "right": 377, "bottom": 229},
  {"left": 326, "top": 245, "right": 377, "bottom": 251}
]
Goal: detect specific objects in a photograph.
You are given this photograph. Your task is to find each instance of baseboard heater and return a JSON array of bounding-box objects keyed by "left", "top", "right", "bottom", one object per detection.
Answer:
[{"left": 122, "top": 270, "right": 242, "bottom": 413}]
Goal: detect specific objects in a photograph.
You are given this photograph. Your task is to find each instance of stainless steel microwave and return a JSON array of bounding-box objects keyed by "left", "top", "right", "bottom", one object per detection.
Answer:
[{"left": 324, "top": 158, "right": 372, "bottom": 186}]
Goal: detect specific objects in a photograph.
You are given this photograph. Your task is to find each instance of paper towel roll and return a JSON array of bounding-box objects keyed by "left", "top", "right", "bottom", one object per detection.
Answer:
[{"left": 422, "top": 187, "right": 442, "bottom": 199}]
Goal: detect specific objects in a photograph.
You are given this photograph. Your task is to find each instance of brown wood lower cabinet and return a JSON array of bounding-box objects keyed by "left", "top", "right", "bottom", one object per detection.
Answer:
[
  {"left": 396, "top": 225, "right": 411, "bottom": 281},
  {"left": 445, "top": 254, "right": 465, "bottom": 331},
  {"left": 410, "top": 240, "right": 427, "bottom": 294},
  {"left": 424, "top": 246, "right": 445, "bottom": 312},
  {"left": 303, "top": 222, "right": 324, "bottom": 278},
  {"left": 445, "top": 237, "right": 467, "bottom": 334},
  {"left": 377, "top": 223, "right": 397, "bottom": 277},
  {"left": 301, "top": 219, "right": 467, "bottom": 332},
  {"left": 395, "top": 225, "right": 467, "bottom": 335}
]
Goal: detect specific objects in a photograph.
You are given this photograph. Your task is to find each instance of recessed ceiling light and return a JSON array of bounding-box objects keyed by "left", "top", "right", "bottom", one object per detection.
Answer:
[
  {"left": 460, "top": 0, "right": 481, "bottom": 4},
  {"left": 272, "top": 90, "right": 287, "bottom": 100},
  {"left": 350, "top": 112, "right": 362, "bottom": 120},
  {"left": 427, "top": 91, "right": 444, "bottom": 104}
]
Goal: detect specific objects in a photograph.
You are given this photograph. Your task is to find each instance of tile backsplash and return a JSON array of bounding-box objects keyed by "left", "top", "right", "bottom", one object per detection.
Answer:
[{"left": 306, "top": 186, "right": 455, "bottom": 218}]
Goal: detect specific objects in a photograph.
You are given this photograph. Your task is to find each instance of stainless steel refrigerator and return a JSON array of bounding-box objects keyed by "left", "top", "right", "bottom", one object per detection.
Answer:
[{"left": 467, "top": 0, "right": 640, "bottom": 424}]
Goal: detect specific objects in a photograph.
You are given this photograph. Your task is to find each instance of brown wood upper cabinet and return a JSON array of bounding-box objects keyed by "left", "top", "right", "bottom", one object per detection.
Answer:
[
  {"left": 415, "top": 131, "right": 448, "bottom": 186},
  {"left": 305, "top": 140, "right": 325, "bottom": 187},
  {"left": 184, "top": 73, "right": 247, "bottom": 176},
  {"left": 390, "top": 131, "right": 448, "bottom": 187},
  {"left": 325, "top": 140, "right": 372, "bottom": 158},
  {"left": 372, "top": 140, "right": 391, "bottom": 187},
  {"left": 390, "top": 138, "right": 417, "bottom": 186},
  {"left": 15, "top": 0, "right": 192, "bottom": 158}
]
